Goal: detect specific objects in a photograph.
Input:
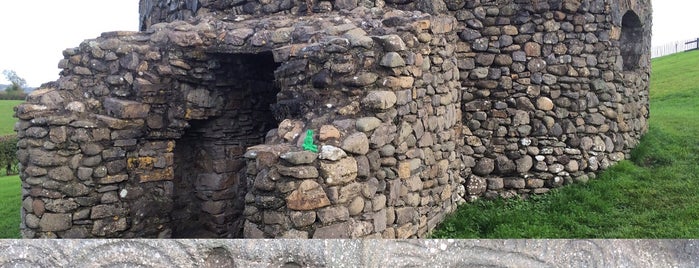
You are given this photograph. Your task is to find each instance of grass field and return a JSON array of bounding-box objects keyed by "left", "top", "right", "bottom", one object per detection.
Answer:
[
  {"left": 0, "top": 100, "right": 21, "bottom": 238},
  {"left": 0, "top": 100, "right": 21, "bottom": 135},
  {"left": 432, "top": 50, "right": 699, "bottom": 238},
  {"left": 0, "top": 175, "right": 20, "bottom": 238}
]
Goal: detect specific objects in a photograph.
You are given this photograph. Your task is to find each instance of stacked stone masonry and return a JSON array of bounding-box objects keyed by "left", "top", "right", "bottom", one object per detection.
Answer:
[{"left": 16, "top": 0, "right": 651, "bottom": 238}]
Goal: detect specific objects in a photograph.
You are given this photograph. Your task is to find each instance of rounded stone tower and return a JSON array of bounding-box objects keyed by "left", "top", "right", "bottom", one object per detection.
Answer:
[{"left": 16, "top": 0, "right": 651, "bottom": 238}]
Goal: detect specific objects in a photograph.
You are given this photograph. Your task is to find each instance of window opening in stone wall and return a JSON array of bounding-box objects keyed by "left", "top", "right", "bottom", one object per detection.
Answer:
[
  {"left": 172, "top": 52, "right": 281, "bottom": 238},
  {"left": 620, "top": 11, "right": 643, "bottom": 71}
]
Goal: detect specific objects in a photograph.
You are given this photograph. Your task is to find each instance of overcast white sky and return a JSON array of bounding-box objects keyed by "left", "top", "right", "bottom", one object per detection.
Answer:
[{"left": 0, "top": 0, "right": 696, "bottom": 87}]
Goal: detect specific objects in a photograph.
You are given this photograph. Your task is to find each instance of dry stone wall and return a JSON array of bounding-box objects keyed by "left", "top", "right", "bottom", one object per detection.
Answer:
[
  {"left": 454, "top": 0, "right": 652, "bottom": 200},
  {"left": 16, "top": 0, "right": 651, "bottom": 238}
]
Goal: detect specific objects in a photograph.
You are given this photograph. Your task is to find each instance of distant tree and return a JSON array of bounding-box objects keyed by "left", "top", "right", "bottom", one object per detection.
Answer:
[
  {"left": 1, "top": 70, "right": 28, "bottom": 100},
  {"left": 2, "top": 70, "right": 26, "bottom": 92},
  {"left": 0, "top": 135, "right": 18, "bottom": 176}
]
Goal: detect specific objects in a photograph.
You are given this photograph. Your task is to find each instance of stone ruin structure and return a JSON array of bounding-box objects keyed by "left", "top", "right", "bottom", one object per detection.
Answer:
[{"left": 15, "top": 0, "right": 651, "bottom": 238}]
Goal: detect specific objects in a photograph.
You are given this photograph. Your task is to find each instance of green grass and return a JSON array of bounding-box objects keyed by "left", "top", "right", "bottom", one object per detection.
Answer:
[
  {"left": 0, "top": 175, "right": 21, "bottom": 238},
  {"left": 432, "top": 50, "right": 699, "bottom": 238},
  {"left": 0, "top": 100, "right": 21, "bottom": 135}
]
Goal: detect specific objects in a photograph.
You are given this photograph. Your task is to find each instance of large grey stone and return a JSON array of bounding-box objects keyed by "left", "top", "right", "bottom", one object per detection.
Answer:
[
  {"left": 362, "top": 91, "right": 397, "bottom": 110},
  {"left": 372, "top": 35, "right": 406, "bottom": 51},
  {"left": 320, "top": 157, "right": 358, "bottom": 186},
  {"left": 380, "top": 52, "right": 406, "bottom": 68},
  {"left": 319, "top": 145, "right": 347, "bottom": 161},
  {"left": 473, "top": 158, "right": 494, "bottom": 176},
  {"left": 103, "top": 97, "right": 150, "bottom": 119},
  {"left": 286, "top": 180, "right": 331, "bottom": 211},
  {"left": 313, "top": 221, "right": 351, "bottom": 238},
  {"left": 356, "top": 117, "right": 382, "bottom": 132},
  {"left": 280, "top": 151, "right": 318, "bottom": 165},
  {"left": 39, "top": 213, "right": 71, "bottom": 232},
  {"left": 277, "top": 166, "right": 319, "bottom": 179},
  {"left": 48, "top": 167, "right": 75, "bottom": 182},
  {"left": 317, "top": 206, "right": 350, "bottom": 224},
  {"left": 341, "top": 133, "right": 370, "bottom": 155}
]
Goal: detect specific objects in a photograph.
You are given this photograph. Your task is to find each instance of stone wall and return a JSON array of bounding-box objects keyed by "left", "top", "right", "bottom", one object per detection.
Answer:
[
  {"left": 16, "top": 0, "right": 651, "bottom": 238},
  {"left": 454, "top": 0, "right": 652, "bottom": 199}
]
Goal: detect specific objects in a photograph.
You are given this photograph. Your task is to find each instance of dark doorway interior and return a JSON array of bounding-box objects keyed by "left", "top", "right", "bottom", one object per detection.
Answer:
[
  {"left": 620, "top": 11, "right": 643, "bottom": 71},
  {"left": 172, "top": 52, "right": 281, "bottom": 238}
]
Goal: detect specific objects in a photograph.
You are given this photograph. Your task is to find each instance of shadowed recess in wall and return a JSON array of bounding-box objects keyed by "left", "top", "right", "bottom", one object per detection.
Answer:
[{"left": 621, "top": 11, "right": 643, "bottom": 71}]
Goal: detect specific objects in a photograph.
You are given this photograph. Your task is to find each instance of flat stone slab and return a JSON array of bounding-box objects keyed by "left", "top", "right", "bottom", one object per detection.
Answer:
[{"left": 0, "top": 240, "right": 696, "bottom": 267}]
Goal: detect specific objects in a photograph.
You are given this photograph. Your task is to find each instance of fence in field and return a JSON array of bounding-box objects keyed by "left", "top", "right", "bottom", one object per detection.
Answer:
[{"left": 651, "top": 38, "right": 699, "bottom": 58}]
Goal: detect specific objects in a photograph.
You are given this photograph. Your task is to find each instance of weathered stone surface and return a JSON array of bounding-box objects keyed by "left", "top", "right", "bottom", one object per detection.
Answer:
[
  {"left": 49, "top": 127, "right": 67, "bottom": 143},
  {"left": 495, "top": 156, "right": 516, "bottom": 174},
  {"left": 397, "top": 159, "right": 422, "bottom": 179},
  {"left": 103, "top": 97, "right": 150, "bottom": 119},
  {"left": 503, "top": 178, "right": 526, "bottom": 189},
  {"left": 39, "top": 213, "right": 72, "bottom": 232},
  {"left": 536, "top": 97, "right": 554, "bottom": 111},
  {"left": 466, "top": 175, "right": 487, "bottom": 195},
  {"left": 226, "top": 28, "right": 254, "bottom": 46},
  {"left": 29, "top": 150, "right": 68, "bottom": 167},
  {"left": 277, "top": 166, "right": 319, "bottom": 179},
  {"left": 281, "top": 151, "right": 318, "bottom": 165},
  {"left": 344, "top": 72, "right": 379, "bottom": 87},
  {"left": 319, "top": 145, "right": 347, "bottom": 161},
  {"left": 320, "top": 157, "right": 358, "bottom": 186},
  {"left": 91, "top": 217, "right": 128, "bottom": 236},
  {"left": 373, "top": 35, "right": 406, "bottom": 51},
  {"left": 25, "top": 214, "right": 40, "bottom": 229},
  {"left": 516, "top": 155, "right": 534, "bottom": 173},
  {"left": 280, "top": 229, "right": 309, "bottom": 239},
  {"left": 319, "top": 125, "right": 341, "bottom": 141},
  {"left": 524, "top": 42, "right": 541, "bottom": 57},
  {"left": 527, "top": 58, "right": 547, "bottom": 72},
  {"left": 356, "top": 117, "right": 382, "bottom": 132},
  {"left": 473, "top": 158, "right": 494, "bottom": 176},
  {"left": 277, "top": 120, "right": 305, "bottom": 142},
  {"left": 286, "top": 180, "right": 331, "bottom": 211},
  {"left": 97, "top": 174, "right": 128, "bottom": 184},
  {"left": 25, "top": 127, "right": 48, "bottom": 138},
  {"left": 0, "top": 240, "right": 694, "bottom": 266},
  {"left": 48, "top": 167, "right": 75, "bottom": 182},
  {"left": 201, "top": 201, "right": 226, "bottom": 215},
  {"left": 369, "top": 124, "right": 397, "bottom": 149},
  {"left": 290, "top": 211, "right": 316, "bottom": 228},
  {"left": 348, "top": 196, "right": 364, "bottom": 216},
  {"left": 341, "top": 132, "right": 370, "bottom": 155},
  {"left": 362, "top": 91, "right": 397, "bottom": 110},
  {"left": 317, "top": 204, "right": 350, "bottom": 224},
  {"left": 356, "top": 156, "right": 370, "bottom": 178},
  {"left": 45, "top": 199, "right": 79, "bottom": 213},
  {"left": 380, "top": 52, "right": 406, "bottom": 68},
  {"left": 312, "top": 221, "right": 350, "bottom": 238}
]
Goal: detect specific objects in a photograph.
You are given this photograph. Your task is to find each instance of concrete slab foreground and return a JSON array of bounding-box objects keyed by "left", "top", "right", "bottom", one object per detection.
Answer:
[{"left": 0, "top": 239, "right": 696, "bottom": 267}]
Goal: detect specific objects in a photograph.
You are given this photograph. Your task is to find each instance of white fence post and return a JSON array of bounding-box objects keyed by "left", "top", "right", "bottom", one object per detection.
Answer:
[{"left": 652, "top": 38, "right": 699, "bottom": 58}]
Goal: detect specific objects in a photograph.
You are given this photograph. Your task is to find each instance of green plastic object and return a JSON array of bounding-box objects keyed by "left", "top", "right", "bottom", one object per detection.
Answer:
[{"left": 302, "top": 129, "right": 319, "bottom": 153}]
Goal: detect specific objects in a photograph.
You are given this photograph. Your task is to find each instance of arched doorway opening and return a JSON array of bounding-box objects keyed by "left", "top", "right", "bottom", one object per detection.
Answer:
[
  {"left": 171, "top": 52, "right": 281, "bottom": 237},
  {"left": 620, "top": 11, "right": 643, "bottom": 71}
]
